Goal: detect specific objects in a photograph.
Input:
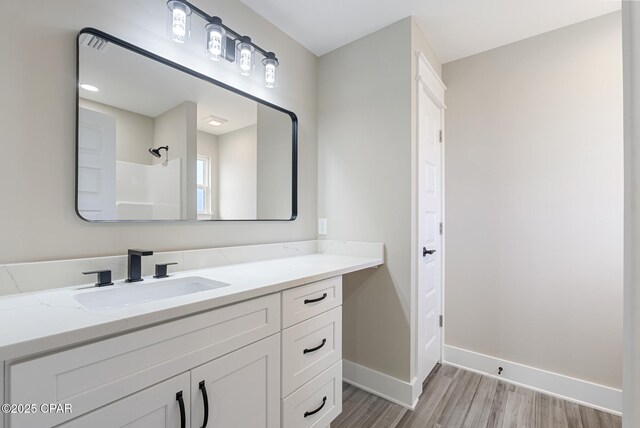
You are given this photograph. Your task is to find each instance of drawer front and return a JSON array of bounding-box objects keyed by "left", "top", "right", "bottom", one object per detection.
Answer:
[
  {"left": 8, "top": 293, "right": 280, "bottom": 428},
  {"left": 282, "top": 361, "right": 342, "bottom": 428},
  {"left": 282, "top": 276, "right": 342, "bottom": 328},
  {"left": 282, "top": 307, "right": 342, "bottom": 397}
]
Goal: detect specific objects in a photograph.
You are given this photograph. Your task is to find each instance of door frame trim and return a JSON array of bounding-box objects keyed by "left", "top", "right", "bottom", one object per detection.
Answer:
[{"left": 412, "top": 52, "right": 447, "bottom": 391}]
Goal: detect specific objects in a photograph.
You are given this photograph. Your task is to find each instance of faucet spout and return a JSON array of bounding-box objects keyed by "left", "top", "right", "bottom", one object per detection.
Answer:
[{"left": 127, "top": 249, "right": 153, "bottom": 282}]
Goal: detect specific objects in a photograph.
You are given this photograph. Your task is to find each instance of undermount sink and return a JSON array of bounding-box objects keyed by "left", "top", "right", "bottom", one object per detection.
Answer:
[{"left": 73, "top": 276, "right": 230, "bottom": 311}]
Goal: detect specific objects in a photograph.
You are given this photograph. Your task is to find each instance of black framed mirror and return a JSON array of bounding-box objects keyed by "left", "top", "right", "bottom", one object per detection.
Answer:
[{"left": 76, "top": 28, "right": 297, "bottom": 222}]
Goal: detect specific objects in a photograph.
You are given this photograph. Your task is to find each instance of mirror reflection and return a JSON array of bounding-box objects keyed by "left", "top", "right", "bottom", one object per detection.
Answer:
[{"left": 76, "top": 30, "right": 296, "bottom": 221}]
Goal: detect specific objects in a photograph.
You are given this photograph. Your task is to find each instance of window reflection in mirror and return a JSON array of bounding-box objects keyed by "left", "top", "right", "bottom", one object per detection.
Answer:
[{"left": 76, "top": 30, "right": 296, "bottom": 222}]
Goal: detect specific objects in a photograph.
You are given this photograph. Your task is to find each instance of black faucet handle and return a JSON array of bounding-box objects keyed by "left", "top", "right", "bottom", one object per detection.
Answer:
[
  {"left": 128, "top": 249, "right": 153, "bottom": 256},
  {"left": 83, "top": 270, "right": 114, "bottom": 287},
  {"left": 154, "top": 262, "right": 179, "bottom": 279}
]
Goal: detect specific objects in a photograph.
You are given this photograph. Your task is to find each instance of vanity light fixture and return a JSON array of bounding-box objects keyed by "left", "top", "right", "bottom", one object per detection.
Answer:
[
  {"left": 80, "top": 83, "right": 99, "bottom": 92},
  {"left": 165, "top": 0, "right": 279, "bottom": 88},
  {"left": 202, "top": 115, "right": 227, "bottom": 126}
]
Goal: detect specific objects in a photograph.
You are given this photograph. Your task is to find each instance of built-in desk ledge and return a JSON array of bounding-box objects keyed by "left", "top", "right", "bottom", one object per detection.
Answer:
[{"left": 0, "top": 240, "right": 383, "bottom": 362}]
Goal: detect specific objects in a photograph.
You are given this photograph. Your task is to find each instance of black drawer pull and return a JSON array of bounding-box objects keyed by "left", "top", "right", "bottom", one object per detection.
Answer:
[
  {"left": 304, "top": 396, "right": 327, "bottom": 418},
  {"left": 303, "top": 338, "right": 327, "bottom": 354},
  {"left": 176, "top": 391, "right": 186, "bottom": 428},
  {"left": 304, "top": 293, "right": 327, "bottom": 304},
  {"left": 199, "top": 381, "right": 209, "bottom": 428}
]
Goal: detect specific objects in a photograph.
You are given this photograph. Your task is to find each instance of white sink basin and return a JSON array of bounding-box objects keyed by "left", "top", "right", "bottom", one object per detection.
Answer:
[{"left": 73, "top": 276, "right": 229, "bottom": 311}]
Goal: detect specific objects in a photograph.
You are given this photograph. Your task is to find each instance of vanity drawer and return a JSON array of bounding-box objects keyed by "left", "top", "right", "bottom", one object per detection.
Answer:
[
  {"left": 8, "top": 293, "right": 280, "bottom": 428},
  {"left": 282, "top": 306, "right": 342, "bottom": 396},
  {"left": 282, "top": 361, "right": 342, "bottom": 428},
  {"left": 282, "top": 276, "right": 342, "bottom": 328}
]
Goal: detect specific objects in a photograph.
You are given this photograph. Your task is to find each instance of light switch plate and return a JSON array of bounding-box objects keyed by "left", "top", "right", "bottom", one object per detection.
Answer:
[{"left": 318, "top": 218, "right": 328, "bottom": 235}]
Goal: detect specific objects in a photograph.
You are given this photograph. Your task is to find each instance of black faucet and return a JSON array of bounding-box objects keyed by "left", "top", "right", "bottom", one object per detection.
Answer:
[{"left": 127, "top": 249, "right": 153, "bottom": 282}]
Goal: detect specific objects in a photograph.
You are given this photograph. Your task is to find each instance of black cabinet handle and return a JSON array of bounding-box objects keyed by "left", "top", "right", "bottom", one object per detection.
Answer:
[
  {"left": 423, "top": 247, "right": 436, "bottom": 257},
  {"left": 304, "top": 293, "right": 327, "bottom": 304},
  {"left": 176, "top": 391, "right": 186, "bottom": 428},
  {"left": 199, "top": 381, "right": 209, "bottom": 428},
  {"left": 304, "top": 396, "right": 327, "bottom": 418},
  {"left": 303, "top": 338, "right": 327, "bottom": 354}
]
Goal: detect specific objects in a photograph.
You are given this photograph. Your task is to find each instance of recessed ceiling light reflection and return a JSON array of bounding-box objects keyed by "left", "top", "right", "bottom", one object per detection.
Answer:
[{"left": 80, "top": 83, "right": 99, "bottom": 92}]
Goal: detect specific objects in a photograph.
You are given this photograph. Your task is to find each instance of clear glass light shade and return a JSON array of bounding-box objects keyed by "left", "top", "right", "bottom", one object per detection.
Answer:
[
  {"left": 263, "top": 57, "right": 278, "bottom": 88},
  {"left": 237, "top": 41, "right": 255, "bottom": 76},
  {"left": 166, "top": 0, "right": 191, "bottom": 43},
  {"left": 205, "top": 23, "right": 226, "bottom": 61}
]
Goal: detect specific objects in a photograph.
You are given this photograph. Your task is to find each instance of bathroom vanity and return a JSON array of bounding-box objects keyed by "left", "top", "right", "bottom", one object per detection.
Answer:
[
  {"left": 0, "top": 243, "right": 383, "bottom": 428},
  {"left": 0, "top": 28, "right": 380, "bottom": 428}
]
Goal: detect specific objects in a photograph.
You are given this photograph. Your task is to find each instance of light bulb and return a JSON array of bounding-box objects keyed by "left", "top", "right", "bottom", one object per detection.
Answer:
[
  {"left": 205, "top": 20, "right": 226, "bottom": 61},
  {"left": 262, "top": 53, "right": 278, "bottom": 88},
  {"left": 236, "top": 37, "right": 255, "bottom": 77},
  {"left": 166, "top": 1, "right": 191, "bottom": 43},
  {"left": 209, "top": 31, "right": 222, "bottom": 58},
  {"left": 265, "top": 64, "right": 276, "bottom": 87},
  {"left": 240, "top": 49, "right": 252, "bottom": 75},
  {"left": 173, "top": 8, "right": 186, "bottom": 39}
]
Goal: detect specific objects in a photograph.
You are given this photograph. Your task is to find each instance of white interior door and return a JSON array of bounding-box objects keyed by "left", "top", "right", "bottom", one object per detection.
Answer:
[
  {"left": 417, "top": 83, "right": 443, "bottom": 383},
  {"left": 77, "top": 107, "right": 116, "bottom": 220}
]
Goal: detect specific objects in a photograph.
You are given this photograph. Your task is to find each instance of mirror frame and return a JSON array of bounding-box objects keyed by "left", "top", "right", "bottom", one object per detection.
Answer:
[{"left": 75, "top": 27, "right": 298, "bottom": 222}]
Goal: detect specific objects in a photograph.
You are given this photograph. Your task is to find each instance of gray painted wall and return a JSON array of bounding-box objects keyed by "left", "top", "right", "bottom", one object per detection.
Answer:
[
  {"left": 153, "top": 101, "right": 197, "bottom": 219},
  {"left": 218, "top": 125, "right": 258, "bottom": 219},
  {"left": 79, "top": 98, "right": 154, "bottom": 165},
  {"left": 0, "top": 0, "right": 317, "bottom": 264},
  {"left": 622, "top": 3, "right": 640, "bottom": 424},
  {"left": 318, "top": 17, "right": 442, "bottom": 382},
  {"left": 257, "top": 105, "right": 293, "bottom": 219},
  {"left": 443, "top": 12, "right": 623, "bottom": 389}
]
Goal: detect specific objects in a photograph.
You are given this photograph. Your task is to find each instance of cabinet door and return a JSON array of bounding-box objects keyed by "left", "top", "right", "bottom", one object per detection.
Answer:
[
  {"left": 191, "top": 334, "right": 280, "bottom": 428},
  {"left": 58, "top": 373, "right": 190, "bottom": 428}
]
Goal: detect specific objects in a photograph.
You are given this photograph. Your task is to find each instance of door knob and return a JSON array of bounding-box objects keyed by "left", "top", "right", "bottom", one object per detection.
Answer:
[{"left": 423, "top": 247, "right": 436, "bottom": 257}]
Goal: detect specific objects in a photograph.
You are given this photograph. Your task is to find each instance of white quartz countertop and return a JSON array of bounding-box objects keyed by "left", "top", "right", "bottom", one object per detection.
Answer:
[{"left": 0, "top": 253, "right": 382, "bottom": 362}]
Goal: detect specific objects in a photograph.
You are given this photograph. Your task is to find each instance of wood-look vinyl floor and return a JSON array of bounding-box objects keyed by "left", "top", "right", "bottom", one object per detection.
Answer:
[{"left": 331, "top": 364, "right": 621, "bottom": 428}]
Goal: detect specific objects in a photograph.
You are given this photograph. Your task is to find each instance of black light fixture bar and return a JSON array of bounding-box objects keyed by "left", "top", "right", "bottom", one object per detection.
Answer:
[{"left": 176, "top": 0, "right": 273, "bottom": 60}]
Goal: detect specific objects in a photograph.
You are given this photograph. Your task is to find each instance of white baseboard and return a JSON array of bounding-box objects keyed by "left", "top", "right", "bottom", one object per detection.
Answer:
[
  {"left": 444, "top": 345, "right": 622, "bottom": 415},
  {"left": 342, "top": 360, "right": 421, "bottom": 410}
]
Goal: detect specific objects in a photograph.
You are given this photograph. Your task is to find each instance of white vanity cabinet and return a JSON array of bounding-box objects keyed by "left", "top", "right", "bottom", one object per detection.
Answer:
[
  {"left": 52, "top": 335, "right": 281, "bottom": 428},
  {"left": 281, "top": 276, "right": 343, "bottom": 428},
  {"left": 6, "top": 293, "right": 280, "bottom": 428},
  {"left": 4, "top": 276, "right": 345, "bottom": 428}
]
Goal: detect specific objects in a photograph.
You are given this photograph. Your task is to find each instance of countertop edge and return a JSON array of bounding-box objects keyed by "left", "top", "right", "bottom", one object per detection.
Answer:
[{"left": 0, "top": 256, "right": 383, "bottom": 363}]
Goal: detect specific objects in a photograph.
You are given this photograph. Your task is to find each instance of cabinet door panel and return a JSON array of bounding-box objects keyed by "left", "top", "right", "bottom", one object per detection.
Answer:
[
  {"left": 58, "top": 373, "right": 190, "bottom": 428},
  {"left": 191, "top": 334, "right": 280, "bottom": 428}
]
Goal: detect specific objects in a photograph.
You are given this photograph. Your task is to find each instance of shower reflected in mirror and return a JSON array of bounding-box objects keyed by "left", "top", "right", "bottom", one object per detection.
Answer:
[{"left": 148, "top": 146, "right": 169, "bottom": 159}]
